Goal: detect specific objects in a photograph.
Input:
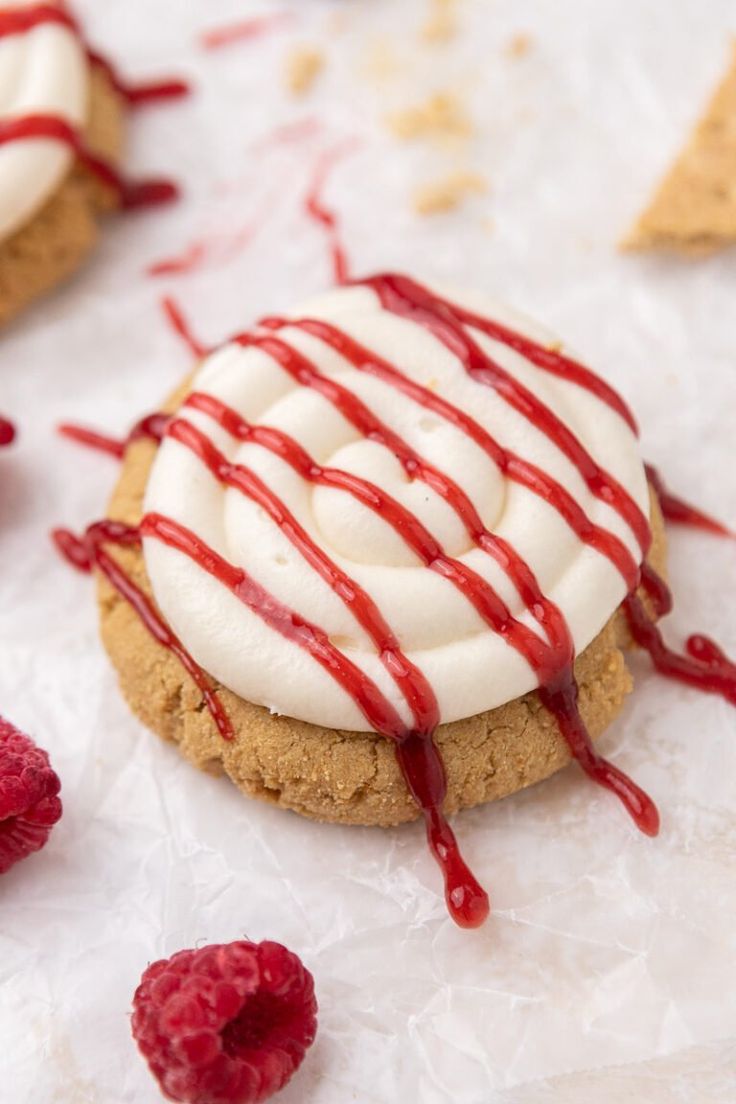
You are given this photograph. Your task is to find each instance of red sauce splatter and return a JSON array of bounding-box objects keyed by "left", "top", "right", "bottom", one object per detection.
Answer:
[
  {"left": 0, "top": 416, "right": 15, "bottom": 446},
  {"left": 160, "top": 297, "right": 211, "bottom": 359},
  {"left": 304, "top": 143, "right": 359, "bottom": 285},
  {"left": 252, "top": 117, "right": 323, "bottom": 150},
  {"left": 58, "top": 413, "right": 168, "bottom": 459},
  {"left": 147, "top": 242, "right": 208, "bottom": 278},
  {"left": 624, "top": 570, "right": 736, "bottom": 707},
  {"left": 199, "top": 12, "right": 294, "bottom": 51},
  {"left": 645, "top": 463, "right": 735, "bottom": 540}
]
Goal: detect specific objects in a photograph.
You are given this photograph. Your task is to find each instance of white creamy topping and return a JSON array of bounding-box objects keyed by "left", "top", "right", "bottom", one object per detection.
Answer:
[
  {"left": 0, "top": 2, "right": 88, "bottom": 242},
  {"left": 143, "top": 282, "right": 649, "bottom": 731}
]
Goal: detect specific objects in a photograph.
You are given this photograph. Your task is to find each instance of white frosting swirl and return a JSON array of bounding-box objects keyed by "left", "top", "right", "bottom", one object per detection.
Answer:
[
  {"left": 143, "top": 281, "right": 649, "bottom": 731},
  {"left": 0, "top": 2, "right": 88, "bottom": 242}
]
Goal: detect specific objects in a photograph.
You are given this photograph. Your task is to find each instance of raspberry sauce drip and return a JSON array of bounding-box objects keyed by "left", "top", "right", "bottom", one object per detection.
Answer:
[
  {"left": 304, "top": 147, "right": 355, "bottom": 286},
  {"left": 161, "top": 297, "right": 211, "bottom": 359},
  {"left": 51, "top": 521, "right": 233, "bottom": 740},
  {"left": 0, "top": 416, "right": 15, "bottom": 446},
  {"left": 0, "top": 114, "right": 177, "bottom": 210},
  {"left": 624, "top": 568, "right": 736, "bottom": 707},
  {"left": 644, "top": 464, "right": 735, "bottom": 539},
  {"left": 59, "top": 413, "right": 168, "bottom": 459},
  {"left": 200, "top": 13, "right": 294, "bottom": 51}
]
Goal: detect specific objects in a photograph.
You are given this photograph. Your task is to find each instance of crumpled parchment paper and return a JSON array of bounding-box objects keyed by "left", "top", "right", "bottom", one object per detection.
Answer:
[{"left": 1, "top": 1, "right": 735, "bottom": 1101}]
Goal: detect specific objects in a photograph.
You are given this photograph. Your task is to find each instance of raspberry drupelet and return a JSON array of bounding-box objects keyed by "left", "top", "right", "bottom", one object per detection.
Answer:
[
  {"left": 0, "top": 717, "right": 62, "bottom": 874},
  {"left": 132, "top": 939, "right": 318, "bottom": 1104}
]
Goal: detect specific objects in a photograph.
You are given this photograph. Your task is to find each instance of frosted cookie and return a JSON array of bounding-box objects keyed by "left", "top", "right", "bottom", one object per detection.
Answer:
[
  {"left": 61, "top": 273, "right": 680, "bottom": 927},
  {"left": 624, "top": 44, "right": 736, "bottom": 255},
  {"left": 0, "top": 2, "right": 183, "bottom": 326}
]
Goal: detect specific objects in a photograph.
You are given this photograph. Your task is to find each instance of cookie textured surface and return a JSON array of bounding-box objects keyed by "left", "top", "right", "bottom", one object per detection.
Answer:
[
  {"left": 98, "top": 408, "right": 667, "bottom": 829},
  {"left": 624, "top": 44, "right": 736, "bottom": 255},
  {"left": 0, "top": 67, "right": 124, "bottom": 328}
]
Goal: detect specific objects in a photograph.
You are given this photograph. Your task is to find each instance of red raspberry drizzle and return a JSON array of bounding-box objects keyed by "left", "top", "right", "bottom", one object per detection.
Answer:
[
  {"left": 644, "top": 463, "right": 735, "bottom": 540},
  {"left": 52, "top": 520, "right": 232, "bottom": 741},
  {"left": 0, "top": 3, "right": 186, "bottom": 209},
  {"left": 58, "top": 412, "right": 168, "bottom": 459}
]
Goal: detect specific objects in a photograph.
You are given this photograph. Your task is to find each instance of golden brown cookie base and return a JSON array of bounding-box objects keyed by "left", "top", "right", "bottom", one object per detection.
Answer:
[
  {"left": 99, "top": 417, "right": 667, "bottom": 828},
  {"left": 0, "top": 67, "right": 125, "bottom": 328}
]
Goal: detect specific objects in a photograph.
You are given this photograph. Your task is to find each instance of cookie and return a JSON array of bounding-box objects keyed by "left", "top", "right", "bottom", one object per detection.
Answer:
[
  {"left": 95, "top": 277, "right": 666, "bottom": 828},
  {"left": 624, "top": 43, "right": 736, "bottom": 255},
  {"left": 0, "top": 65, "right": 124, "bottom": 327}
]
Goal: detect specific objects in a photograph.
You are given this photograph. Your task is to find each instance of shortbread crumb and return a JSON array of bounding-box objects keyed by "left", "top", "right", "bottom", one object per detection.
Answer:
[
  {"left": 421, "top": 0, "right": 458, "bottom": 44},
  {"left": 506, "top": 33, "right": 532, "bottom": 59},
  {"left": 386, "top": 91, "right": 472, "bottom": 142},
  {"left": 413, "top": 170, "right": 487, "bottom": 214},
  {"left": 285, "top": 45, "right": 325, "bottom": 96}
]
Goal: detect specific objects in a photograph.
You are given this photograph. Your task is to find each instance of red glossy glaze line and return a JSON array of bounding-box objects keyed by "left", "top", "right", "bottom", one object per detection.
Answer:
[
  {"left": 0, "top": 3, "right": 75, "bottom": 39},
  {"left": 148, "top": 242, "right": 207, "bottom": 278},
  {"left": 58, "top": 413, "right": 168, "bottom": 459},
  {"left": 51, "top": 521, "right": 233, "bottom": 739},
  {"left": 140, "top": 510, "right": 487, "bottom": 925},
  {"left": 0, "top": 416, "right": 15, "bottom": 446},
  {"left": 263, "top": 315, "right": 642, "bottom": 591},
  {"left": 58, "top": 423, "right": 125, "bottom": 459},
  {"left": 645, "top": 464, "right": 735, "bottom": 539},
  {"left": 161, "top": 297, "right": 211, "bottom": 359},
  {"left": 199, "top": 12, "right": 294, "bottom": 50},
  {"left": 448, "top": 299, "right": 638, "bottom": 434},
  {"left": 396, "top": 732, "right": 489, "bottom": 927},
  {"left": 623, "top": 569, "right": 736, "bottom": 708},
  {"left": 166, "top": 414, "right": 441, "bottom": 736},
  {"left": 360, "top": 274, "right": 652, "bottom": 554},
  {"left": 304, "top": 145, "right": 357, "bottom": 285},
  {"left": 0, "top": 114, "right": 178, "bottom": 209},
  {"left": 539, "top": 674, "right": 660, "bottom": 836},
  {"left": 86, "top": 51, "right": 189, "bottom": 107}
]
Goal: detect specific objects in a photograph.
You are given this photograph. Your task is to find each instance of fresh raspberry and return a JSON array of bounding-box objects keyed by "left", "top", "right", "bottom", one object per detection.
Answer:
[
  {"left": 0, "top": 717, "right": 62, "bottom": 874},
  {"left": 131, "top": 940, "right": 318, "bottom": 1104}
]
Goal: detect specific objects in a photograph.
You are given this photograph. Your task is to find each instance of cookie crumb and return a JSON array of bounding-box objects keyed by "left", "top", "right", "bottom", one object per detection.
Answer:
[
  {"left": 506, "top": 33, "right": 532, "bottom": 59},
  {"left": 285, "top": 45, "right": 325, "bottom": 96},
  {"left": 421, "top": 0, "right": 458, "bottom": 44},
  {"left": 362, "top": 36, "right": 401, "bottom": 81},
  {"left": 623, "top": 44, "right": 736, "bottom": 255},
  {"left": 387, "top": 91, "right": 472, "bottom": 142},
  {"left": 412, "top": 170, "right": 488, "bottom": 214}
]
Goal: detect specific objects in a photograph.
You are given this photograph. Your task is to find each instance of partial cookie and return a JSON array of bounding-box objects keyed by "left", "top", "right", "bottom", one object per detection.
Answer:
[
  {"left": 624, "top": 44, "right": 736, "bottom": 255},
  {"left": 97, "top": 413, "right": 666, "bottom": 829},
  {"left": 0, "top": 67, "right": 124, "bottom": 328}
]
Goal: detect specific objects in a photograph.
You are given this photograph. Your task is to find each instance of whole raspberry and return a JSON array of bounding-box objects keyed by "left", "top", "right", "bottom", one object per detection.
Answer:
[
  {"left": 131, "top": 940, "right": 318, "bottom": 1104},
  {"left": 0, "top": 717, "right": 62, "bottom": 874}
]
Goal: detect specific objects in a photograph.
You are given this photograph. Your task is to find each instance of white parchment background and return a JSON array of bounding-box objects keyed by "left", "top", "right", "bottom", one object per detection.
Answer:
[{"left": 1, "top": 1, "right": 736, "bottom": 1101}]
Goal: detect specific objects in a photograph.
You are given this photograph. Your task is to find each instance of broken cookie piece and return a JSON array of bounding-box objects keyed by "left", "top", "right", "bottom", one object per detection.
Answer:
[{"left": 624, "top": 44, "right": 736, "bottom": 255}]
